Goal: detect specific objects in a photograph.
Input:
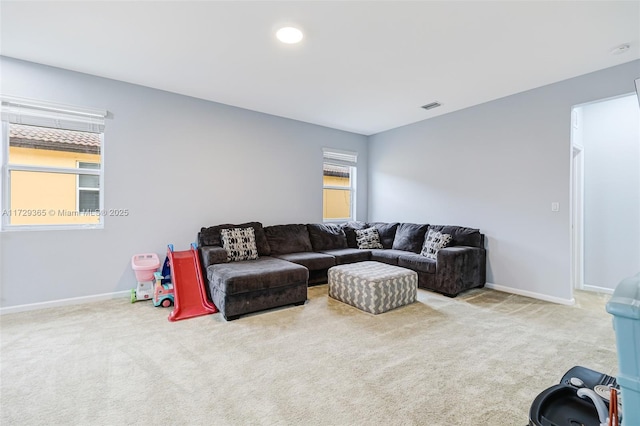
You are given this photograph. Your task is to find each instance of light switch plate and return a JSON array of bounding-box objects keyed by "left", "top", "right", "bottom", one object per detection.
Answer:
[{"left": 551, "top": 202, "right": 559, "bottom": 212}]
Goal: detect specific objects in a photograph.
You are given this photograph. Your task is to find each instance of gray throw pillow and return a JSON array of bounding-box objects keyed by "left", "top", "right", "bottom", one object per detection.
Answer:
[
  {"left": 421, "top": 229, "right": 452, "bottom": 260},
  {"left": 367, "top": 222, "right": 399, "bottom": 248},
  {"left": 220, "top": 227, "right": 259, "bottom": 261},
  {"left": 355, "top": 227, "right": 384, "bottom": 249},
  {"left": 341, "top": 221, "right": 369, "bottom": 248}
]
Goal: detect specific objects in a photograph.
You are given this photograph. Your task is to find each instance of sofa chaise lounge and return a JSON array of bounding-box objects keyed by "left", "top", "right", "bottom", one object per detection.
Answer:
[{"left": 198, "top": 221, "right": 486, "bottom": 320}]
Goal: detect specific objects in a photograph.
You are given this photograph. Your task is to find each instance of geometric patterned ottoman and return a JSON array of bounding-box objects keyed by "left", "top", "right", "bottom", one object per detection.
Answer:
[{"left": 328, "top": 261, "right": 417, "bottom": 314}]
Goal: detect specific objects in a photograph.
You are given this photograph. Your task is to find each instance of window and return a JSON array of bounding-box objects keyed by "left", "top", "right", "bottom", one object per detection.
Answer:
[
  {"left": 323, "top": 148, "right": 357, "bottom": 222},
  {"left": 77, "top": 162, "right": 100, "bottom": 214},
  {"left": 1, "top": 96, "right": 107, "bottom": 230}
]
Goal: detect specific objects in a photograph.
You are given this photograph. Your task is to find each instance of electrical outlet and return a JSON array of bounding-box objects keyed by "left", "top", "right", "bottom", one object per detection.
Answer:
[{"left": 551, "top": 202, "right": 559, "bottom": 212}]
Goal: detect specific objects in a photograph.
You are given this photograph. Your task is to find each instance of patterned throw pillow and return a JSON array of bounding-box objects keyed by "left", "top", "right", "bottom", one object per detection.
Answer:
[
  {"left": 355, "top": 227, "right": 384, "bottom": 249},
  {"left": 220, "top": 227, "right": 258, "bottom": 261},
  {"left": 421, "top": 229, "right": 452, "bottom": 260}
]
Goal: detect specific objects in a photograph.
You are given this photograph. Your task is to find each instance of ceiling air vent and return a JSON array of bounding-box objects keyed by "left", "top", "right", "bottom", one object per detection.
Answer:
[{"left": 421, "top": 102, "right": 441, "bottom": 110}]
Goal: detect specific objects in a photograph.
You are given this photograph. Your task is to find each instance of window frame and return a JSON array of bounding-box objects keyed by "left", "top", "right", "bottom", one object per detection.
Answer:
[
  {"left": 1, "top": 96, "right": 107, "bottom": 231},
  {"left": 322, "top": 148, "right": 357, "bottom": 223}
]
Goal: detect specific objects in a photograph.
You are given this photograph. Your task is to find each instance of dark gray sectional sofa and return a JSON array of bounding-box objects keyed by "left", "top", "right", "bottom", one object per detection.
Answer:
[{"left": 198, "top": 221, "right": 486, "bottom": 320}]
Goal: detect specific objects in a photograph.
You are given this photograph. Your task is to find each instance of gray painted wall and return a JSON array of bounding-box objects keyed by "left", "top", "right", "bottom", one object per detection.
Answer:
[
  {"left": 0, "top": 57, "right": 368, "bottom": 308},
  {"left": 581, "top": 94, "right": 640, "bottom": 291},
  {"left": 368, "top": 60, "right": 640, "bottom": 303},
  {"left": 2, "top": 56, "right": 639, "bottom": 309}
]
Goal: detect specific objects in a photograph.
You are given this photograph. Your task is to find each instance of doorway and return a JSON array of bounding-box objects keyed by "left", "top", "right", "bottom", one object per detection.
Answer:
[{"left": 570, "top": 94, "right": 640, "bottom": 294}]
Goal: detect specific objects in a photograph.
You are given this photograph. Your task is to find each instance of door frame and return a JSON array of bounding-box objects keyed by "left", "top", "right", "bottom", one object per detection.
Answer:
[
  {"left": 570, "top": 105, "right": 585, "bottom": 292},
  {"left": 570, "top": 141, "right": 584, "bottom": 291}
]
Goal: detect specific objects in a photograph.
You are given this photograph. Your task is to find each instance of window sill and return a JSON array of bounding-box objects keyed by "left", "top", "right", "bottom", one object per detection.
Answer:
[{"left": 1, "top": 223, "right": 104, "bottom": 232}]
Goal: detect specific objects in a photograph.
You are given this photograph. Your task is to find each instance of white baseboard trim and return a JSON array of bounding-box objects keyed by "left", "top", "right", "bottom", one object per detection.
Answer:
[
  {"left": 485, "top": 282, "right": 575, "bottom": 306},
  {"left": 581, "top": 284, "right": 614, "bottom": 295},
  {"left": 0, "top": 290, "right": 131, "bottom": 315},
  {"left": 1, "top": 283, "right": 581, "bottom": 314}
]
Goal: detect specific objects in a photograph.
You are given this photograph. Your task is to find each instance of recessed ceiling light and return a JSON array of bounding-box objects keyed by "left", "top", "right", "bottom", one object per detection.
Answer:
[
  {"left": 276, "top": 27, "right": 303, "bottom": 44},
  {"left": 611, "top": 43, "right": 631, "bottom": 55}
]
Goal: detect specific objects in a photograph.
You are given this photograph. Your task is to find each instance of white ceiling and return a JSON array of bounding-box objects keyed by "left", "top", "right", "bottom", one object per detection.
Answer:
[{"left": 1, "top": 1, "right": 639, "bottom": 135}]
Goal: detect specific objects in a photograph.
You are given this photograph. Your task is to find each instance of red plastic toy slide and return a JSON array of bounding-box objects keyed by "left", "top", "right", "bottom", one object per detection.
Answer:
[{"left": 167, "top": 244, "right": 218, "bottom": 321}]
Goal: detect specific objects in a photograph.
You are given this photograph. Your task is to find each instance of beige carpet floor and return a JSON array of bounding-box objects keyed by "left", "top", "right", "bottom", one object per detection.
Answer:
[{"left": 0, "top": 286, "right": 617, "bottom": 426}]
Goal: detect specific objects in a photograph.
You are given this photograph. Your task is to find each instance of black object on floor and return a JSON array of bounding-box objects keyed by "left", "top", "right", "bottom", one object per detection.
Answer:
[{"left": 528, "top": 365, "right": 617, "bottom": 426}]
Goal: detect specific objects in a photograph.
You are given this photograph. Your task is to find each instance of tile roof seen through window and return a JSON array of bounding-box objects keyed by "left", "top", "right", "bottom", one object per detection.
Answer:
[
  {"left": 9, "top": 124, "right": 100, "bottom": 147},
  {"left": 323, "top": 164, "right": 350, "bottom": 178}
]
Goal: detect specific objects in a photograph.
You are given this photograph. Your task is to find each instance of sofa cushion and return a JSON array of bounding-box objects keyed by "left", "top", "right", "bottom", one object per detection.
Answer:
[
  {"left": 307, "top": 223, "right": 348, "bottom": 251},
  {"left": 428, "top": 225, "right": 483, "bottom": 248},
  {"left": 355, "top": 227, "right": 383, "bottom": 249},
  {"left": 207, "top": 257, "right": 308, "bottom": 295},
  {"left": 392, "top": 223, "right": 429, "bottom": 253},
  {"left": 320, "top": 248, "right": 371, "bottom": 265},
  {"left": 273, "top": 252, "right": 336, "bottom": 271},
  {"left": 421, "top": 229, "right": 452, "bottom": 260},
  {"left": 340, "top": 221, "right": 369, "bottom": 248},
  {"left": 199, "top": 246, "right": 229, "bottom": 268},
  {"left": 367, "top": 222, "right": 399, "bottom": 249},
  {"left": 199, "top": 221, "right": 271, "bottom": 256},
  {"left": 220, "top": 227, "right": 259, "bottom": 261},
  {"left": 369, "top": 249, "right": 412, "bottom": 266},
  {"left": 210, "top": 282, "right": 307, "bottom": 321},
  {"left": 264, "top": 224, "right": 313, "bottom": 255},
  {"left": 397, "top": 253, "right": 436, "bottom": 274}
]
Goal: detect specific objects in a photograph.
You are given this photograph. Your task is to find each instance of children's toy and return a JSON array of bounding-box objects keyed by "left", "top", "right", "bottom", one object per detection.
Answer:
[
  {"left": 166, "top": 243, "right": 218, "bottom": 321},
  {"left": 153, "top": 271, "right": 174, "bottom": 308},
  {"left": 130, "top": 253, "right": 160, "bottom": 303},
  {"left": 160, "top": 255, "right": 171, "bottom": 284}
]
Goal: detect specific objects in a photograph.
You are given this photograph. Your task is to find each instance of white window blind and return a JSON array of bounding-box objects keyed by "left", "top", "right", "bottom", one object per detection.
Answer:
[
  {"left": 1, "top": 95, "right": 106, "bottom": 133},
  {"left": 322, "top": 148, "right": 357, "bottom": 167}
]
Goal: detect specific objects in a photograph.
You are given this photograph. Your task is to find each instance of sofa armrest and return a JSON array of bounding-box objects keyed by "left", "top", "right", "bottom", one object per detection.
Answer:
[
  {"left": 199, "top": 246, "right": 228, "bottom": 269},
  {"left": 435, "top": 246, "right": 486, "bottom": 296}
]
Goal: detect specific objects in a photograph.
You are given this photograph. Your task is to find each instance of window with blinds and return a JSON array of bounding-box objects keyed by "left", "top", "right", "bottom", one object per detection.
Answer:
[
  {"left": 323, "top": 148, "right": 357, "bottom": 222},
  {"left": 1, "top": 96, "right": 107, "bottom": 230}
]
